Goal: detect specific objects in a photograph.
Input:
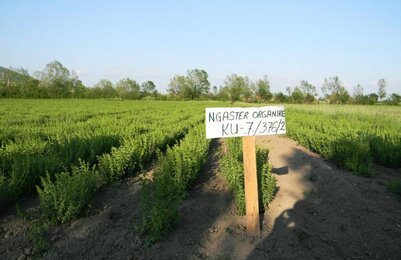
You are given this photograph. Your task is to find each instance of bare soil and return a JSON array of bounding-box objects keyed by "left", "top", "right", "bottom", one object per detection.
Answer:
[{"left": 1, "top": 136, "right": 401, "bottom": 259}]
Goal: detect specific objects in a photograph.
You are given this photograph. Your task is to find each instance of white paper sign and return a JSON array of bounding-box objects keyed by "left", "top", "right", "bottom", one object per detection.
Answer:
[{"left": 205, "top": 106, "right": 286, "bottom": 139}]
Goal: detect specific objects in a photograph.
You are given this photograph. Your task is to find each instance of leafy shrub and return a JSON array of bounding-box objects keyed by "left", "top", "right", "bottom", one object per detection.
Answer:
[
  {"left": 140, "top": 174, "right": 180, "bottom": 243},
  {"left": 0, "top": 135, "right": 119, "bottom": 211},
  {"left": 220, "top": 145, "right": 246, "bottom": 214},
  {"left": 220, "top": 138, "right": 277, "bottom": 215},
  {"left": 332, "top": 138, "right": 372, "bottom": 176},
  {"left": 139, "top": 124, "right": 211, "bottom": 242},
  {"left": 0, "top": 99, "right": 206, "bottom": 211},
  {"left": 98, "top": 144, "right": 137, "bottom": 183},
  {"left": 370, "top": 137, "right": 401, "bottom": 168},
  {"left": 260, "top": 163, "right": 277, "bottom": 209},
  {"left": 36, "top": 160, "right": 100, "bottom": 223},
  {"left": 98, "top": 127, "right": 190, "bottom": 184},
  {"left": 286, "top": 107, "right": 401, "bottom": 173},
  {"left": 27, "top": 218, "right": 50, "bottom": 254}
]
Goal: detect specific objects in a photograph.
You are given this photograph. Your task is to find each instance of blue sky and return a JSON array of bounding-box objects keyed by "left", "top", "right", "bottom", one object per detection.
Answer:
[{"left": 1, "top": 0, "right": 400, "bottom": 95}]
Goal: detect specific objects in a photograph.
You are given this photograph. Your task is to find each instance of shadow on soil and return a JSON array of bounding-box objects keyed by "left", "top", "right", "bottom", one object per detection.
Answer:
[
  {"left": 143, "top": 141, "right": 319, "bottom": 259},
  {"left": 140, "top": 139, "right": 237, "bottom": 258},
  {"left": 151, "top": 139, "right": 401, "bottom": 259},
  {"left": 244, "top": 145, "right": 401, "bottom": 259},
  {"left": 272, "top": 166, "right": 289, "bottom": 175}
]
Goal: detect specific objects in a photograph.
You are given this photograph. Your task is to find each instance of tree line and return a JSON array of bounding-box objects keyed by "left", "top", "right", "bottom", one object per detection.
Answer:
[
  {"left": 0, "top": 60, "right": 400, "bottom": 105},
  {"left": 0, "top": 61, "right": 158, "bottom": 100}
]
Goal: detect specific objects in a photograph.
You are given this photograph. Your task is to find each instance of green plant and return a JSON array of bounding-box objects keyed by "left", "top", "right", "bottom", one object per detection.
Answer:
[
  {"left": 140, "top": 177, "right": 180, "bottom": 244},
  {"left": 332, "top": 138, "right": 372, "bottom": 176},
  {"left": 220, "top": 138, "right": 246, "bottom": 215},
  {"left": 27, "top": 218, "right": 50, "bottom": 254},
  {"left": 370, "top": 137, "right": 401, "bottom": 168},
  {"left": 139, "top": 124, "right": 211, "bottom": 242},
  {"left": 285, "top": 105, "right": 401, "bottom": 173},
  {"left": 260, "top": 163, "right": 278, "bottom": 209},
  {"left": 220, "top": 138, "right": 277, "bottom": 215},
  {"left": 11, "top": 203, "right": 50, "bottom": 255},
  {"left": 36, "top": 160, "right": 100, "bottom": 223},
  {"left": 0, "top": 99, "right": 212, "bottom": 211}
]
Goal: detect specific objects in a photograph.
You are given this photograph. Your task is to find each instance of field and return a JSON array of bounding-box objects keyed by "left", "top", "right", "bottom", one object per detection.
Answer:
[
  {"left": 0, "top": 99, "right": 400, "bottom": 258},
  {"left": 0, "top": 100, "right": 205, "bottom": 208},
  {"left": 286, "top": 104, "right": 401, "bottom": 173}
]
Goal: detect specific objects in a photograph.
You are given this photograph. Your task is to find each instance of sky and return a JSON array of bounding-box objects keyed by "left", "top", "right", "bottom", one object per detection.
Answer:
[{"left": 1, "top": 0, "right": 400, "bottom": 95}]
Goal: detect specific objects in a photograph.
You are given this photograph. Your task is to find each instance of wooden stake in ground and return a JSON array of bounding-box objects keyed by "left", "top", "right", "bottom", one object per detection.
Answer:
[
  {"left": 242, "top": 136, "right": 260, "bottom": 236},
  {"left": 205, "top": 106, "right": 286, "bottom": 236}
]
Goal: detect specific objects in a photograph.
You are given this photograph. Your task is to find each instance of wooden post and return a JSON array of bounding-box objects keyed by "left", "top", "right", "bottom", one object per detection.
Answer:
[{"left": 242, "top": 136, "right": 260, "bottom": 236}]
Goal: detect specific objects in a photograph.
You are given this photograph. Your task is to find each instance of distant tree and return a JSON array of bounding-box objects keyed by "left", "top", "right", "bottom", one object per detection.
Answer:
[
  {"left": 285, "top": 87, "right": 292, "bottom": 96},
  {"left": 217, "top": 86, "right": 230, "bottom": 101},
  {"left": 300, "top": 80, "right": 316, "bottom": 96},
  {"left": 0, "top": 81, "right": 5, "bottom": 97},
  {"left": 0, "top": 66, "right": 41, "bottom": 98},
  {"left": 35, "top": 60, "right": 79, "bottom": 98},
  {"left": 291, "top": 87, "right": 305, "bottom": 103},
  {"left": 94, "top": 79, "right": 116, "bottom": 98},
  {"left": 274, "top": 92, "right": 289, "bottom": 103},
  {"left": 353, "top": 84, "right": 364, "bottom": 98},
  {"left": 167, "top": 69, "right": 210, "bottom": 99},
  {"left": 223, "top": 74, "right": 251, "bottom": 103},
  {"left": 70, "top": 70, "right": 85, "bottom": 97},
  {"left": 73, "top": 82, "right": 88, "bottom": 98},
  {"left": 89, "top": 86, "right": 104, "bottom": 99},
  {"left": 387, "top": 93, "right": 401, "bottom": 105},
  {"left": 336, "top": 86, "right": 350, "bottom": 104},
  {"left": 168, "top": 75, "right": 187, "bottom": 96},
  {"left": 378, "top": 79, "right": 387, "bottom": 101},
  {"left": 115, "top": 78, "right": 140, "bottom": 99},
  {"left": 300, "top": 80, "right": 316, "bottom": 102},
  {"left": 352, "top": 84, "right": 364, "bottom": 104},
  {"left": 254, "top": 75, "right": 273, "bottom": 101},
  {"left": 322, "top": 76, "right": 340, "bottom": 96},
  {"left": 9, "top": 67, "right": 30, "bottom": 76},
  {"left": 368, "top": 93, "right": 379, "bottom": 104},
  {"left": 141, "top": 81, "right": 157, "bottom": 96},
  {"left": 187, "top": 69, "right": 210, "bottom": 98},
  {"left": 212, "top": 86, "right": 218, "bottom": 96},
  {"left": 322, "top": 76, "right": 347, "bottom": 104},
  {"left": 242, "top": 84, "right": 253, "bottom": 101}
]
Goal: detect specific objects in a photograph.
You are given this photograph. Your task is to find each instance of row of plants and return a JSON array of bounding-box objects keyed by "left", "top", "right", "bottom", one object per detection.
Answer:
[
  {"left": 139, "top": 123, "right": 211, "bottom": 243},
  {"left": 219, "top": 137, "right": 277, "bottom": 215},
  {"left": 0, "top": 99, "right": 209, "bottom": 210},
  {"left": 0, "top": 133, "right": 120, "bottom": 209},
  {"left": 286, "top": 107, "right": 401, "bottom": 176},
  {"left": 36, "top": 115, "right": 203, "bottom": 223},
  {"left": 35, "top": 121, "right": 278, "bottom": 243}
]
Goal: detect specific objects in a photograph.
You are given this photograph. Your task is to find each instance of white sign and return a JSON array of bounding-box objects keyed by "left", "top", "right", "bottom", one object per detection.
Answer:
[{"left": 205, "top": 106, "right": 286, "bottom": 139}]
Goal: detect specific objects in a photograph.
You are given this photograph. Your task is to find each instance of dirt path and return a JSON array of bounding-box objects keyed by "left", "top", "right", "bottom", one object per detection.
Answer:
[{"left": 1, "top": 136, "right": 401, "bottom": 259}]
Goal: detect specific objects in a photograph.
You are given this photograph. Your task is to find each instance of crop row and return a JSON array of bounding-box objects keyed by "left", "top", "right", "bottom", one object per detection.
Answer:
[
  {"left": 286, "top": 107, "right": 401, "bottom": 175},
  {"left": 0, "top": 100, "right": 210, "bottom": 210},
  {"left": 220, "top": 137, "right": 277, "bottom": 215},
  {"left": 139, "top": 123, "right": 211, "bottom": 242},
  {"left": 37, "top": 118, "right": 202, "bottom": 223},
  {"left": 36, "top": 122, "right": 277, "bottom": 242}
]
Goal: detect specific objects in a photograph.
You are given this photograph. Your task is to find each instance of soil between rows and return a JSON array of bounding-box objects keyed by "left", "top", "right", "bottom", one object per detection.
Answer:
[{"left": 0, "top": 136, "right": 400, "bottom": 259}]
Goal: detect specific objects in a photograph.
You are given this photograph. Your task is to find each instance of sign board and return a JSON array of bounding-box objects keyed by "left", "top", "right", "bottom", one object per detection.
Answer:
[
  {"left": 205, "top": 105, "right": 286, "bottom": 236},
  {"left": 205, "top": 106, "right": 286, "bottom": 139}
]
